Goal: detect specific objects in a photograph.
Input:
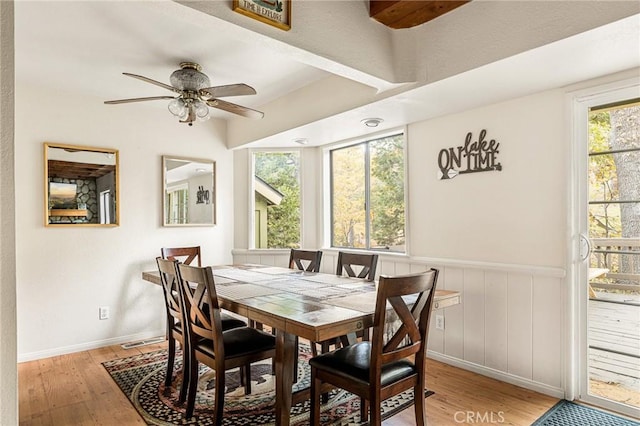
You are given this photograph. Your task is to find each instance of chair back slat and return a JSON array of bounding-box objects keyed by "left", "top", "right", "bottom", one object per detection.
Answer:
[
  {"left": 161, "top": 246, "right": 202, "bottom": 266},
  {"left": 336, "top": 252, "right": 378, "bottom": 281},
  {"left": 289, "top": 249, "right": 322, "bottom": 272},
  {"left": 177, "top": 263, "right": 225, "bottom": 357},
  {"left": 156, "top": 257, "right": 183, "bottom": 324},
  {"left": 370, "top": 269, "right": 438, "bottom": 378}
]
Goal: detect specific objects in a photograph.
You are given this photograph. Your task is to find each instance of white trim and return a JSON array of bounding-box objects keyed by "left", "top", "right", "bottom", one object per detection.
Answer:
[
  {"left": 322, "top": 128, "right": 408, "bottom": 253},
  {"left": 231, "top": 248, "right": 565, "bottom": 278},
  {"left": 568, "top": 76, "right": 640, "bottom": 417},
  {"left": 231, "top": 248, "right": 291, "bottom": 256},
  {"left": 248, "top": 148, "right": 303, "bottom": 249},
  {"left": 411, "top": 255, "right": 565, "bottom": 277},
  {"left": 427, "top": 351, "right": 565, "bottom": 399},
  {"left": 321, "top": 126, "right": 407, "bottom": 152},
  {"left": 248, "top": 149, "right": 255, "bottom": 249},
  {"left": 17, "top": 329, "right": 165, "bottom": 363},
  {"left": 403, "top": 125, "right": 411, "bottom": 256}
]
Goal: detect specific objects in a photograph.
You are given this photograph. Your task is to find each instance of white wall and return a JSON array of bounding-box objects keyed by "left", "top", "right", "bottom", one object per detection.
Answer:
[
  {"left": 233, "top": 88, "right": 571, "bottom": 397},
  {"left": 15, "top": 84, "right": 235, "bottom": 361},
  {"left": 408, "top": 91, "right": 567, "bottom": 267}
]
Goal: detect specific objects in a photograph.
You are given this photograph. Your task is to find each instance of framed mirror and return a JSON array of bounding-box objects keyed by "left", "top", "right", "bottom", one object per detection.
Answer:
[
  {"left": 44, "top": 142, "right": 119, "bottom": 227},
  {"left": 163, "top": 156, "right": 216, "bottom": 226}
]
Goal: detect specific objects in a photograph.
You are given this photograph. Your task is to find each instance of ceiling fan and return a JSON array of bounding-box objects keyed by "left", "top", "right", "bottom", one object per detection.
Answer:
[{"left": 104, "top": 62, "right": 264, "bottom": 126}]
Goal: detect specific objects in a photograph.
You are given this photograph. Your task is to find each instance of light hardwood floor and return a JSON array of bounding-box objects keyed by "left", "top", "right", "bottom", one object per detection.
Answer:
[{"left": 18, "top": 341, "right": 559, "bottom": 425}]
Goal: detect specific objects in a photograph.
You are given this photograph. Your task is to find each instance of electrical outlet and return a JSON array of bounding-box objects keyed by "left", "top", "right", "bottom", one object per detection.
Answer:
[
  {"left": 435, "top": 314, "right": 445, "bottom": 330},
  {"left": 99, "top": 306, "right": 110, "bottom": 320}
]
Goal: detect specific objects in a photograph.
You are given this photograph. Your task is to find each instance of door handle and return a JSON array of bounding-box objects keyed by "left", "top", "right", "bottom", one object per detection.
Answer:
[{"left": 579, "top": 234, "right": 592, "bottom": 262}]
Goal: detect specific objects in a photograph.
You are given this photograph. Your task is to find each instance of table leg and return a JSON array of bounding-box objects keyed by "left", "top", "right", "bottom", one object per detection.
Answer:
[{"left": 275, "top": 329, "right": 296, "bottom": 426}]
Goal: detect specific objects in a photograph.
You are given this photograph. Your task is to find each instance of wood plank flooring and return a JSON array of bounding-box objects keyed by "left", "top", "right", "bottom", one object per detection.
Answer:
[{"left": 18, "top": 341, "right": 559, "bottom": 425}]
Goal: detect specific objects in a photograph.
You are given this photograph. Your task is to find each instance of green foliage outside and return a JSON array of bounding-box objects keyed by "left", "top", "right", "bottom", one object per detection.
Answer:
[
  {"left": 588, "top": 111, "right": 621, "bottom": 238},
  {"left": 588, "top": 104, "right": 640, "bottom": 279},
  {"left": 254, "top": 152, "right": 301, "bottom": 249},
  {"left": 332, "top": 145, "right": 366, "bottom": 247},
  {"left": 370, "top": 136, "right": 405, "bottom": 249},
  {"left": 331, "top": 135, "right": 405, "bottom": 251}
]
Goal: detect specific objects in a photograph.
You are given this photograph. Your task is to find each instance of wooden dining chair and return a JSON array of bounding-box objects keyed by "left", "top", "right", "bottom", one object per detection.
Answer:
[
  {"left": 289, "top": 248, "right": 323, "bottom": 272},
  {"left": 285, "top": 248, "right": 323, "bottom": 382},
  {"left": 161, "top": 246, "right": 202, "bottom": 266},
  {"left": 176, "top": 263, "right": 277, "bottom": 423},
  {"left": 155, "top": 257, "right": 190, "bottom": 403},
  {"left": 315, "top": 251, "right": 379, "bottom": 355},
  {"left": 161, "top": 246, "right": 247, "bottom": 330},
  {"left": 309, "top": 269, "right": 439, "bottom": 426},
  {"left": 336, "top": 251, "right": 378, "bottom": 281}
]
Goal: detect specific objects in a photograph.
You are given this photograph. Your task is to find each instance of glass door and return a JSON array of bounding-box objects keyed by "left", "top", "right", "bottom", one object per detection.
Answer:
[{"left": 578, "top": 88, "right": 640, "bottom": 417}]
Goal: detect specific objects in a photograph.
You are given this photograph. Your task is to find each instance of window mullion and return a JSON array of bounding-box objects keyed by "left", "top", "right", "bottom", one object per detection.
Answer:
[{"left": 364, "top": 142, "right": 371, "bottom": 249}]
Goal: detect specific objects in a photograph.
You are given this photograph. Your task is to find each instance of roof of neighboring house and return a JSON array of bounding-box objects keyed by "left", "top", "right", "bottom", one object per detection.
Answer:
[{"left": 254, "top": 176, "right": 284, "bottom": 206}]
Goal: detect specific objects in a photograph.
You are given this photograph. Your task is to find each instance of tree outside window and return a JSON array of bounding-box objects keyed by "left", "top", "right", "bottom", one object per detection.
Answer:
[
  {"left": 331, "top": 134, "right": 405, "bottom": 252},
  {"left": 588, "top": 103, "right": 640, "bottom": 283},
  {"left": 253, "top": 151, "right": 301, "bottom": 249}
]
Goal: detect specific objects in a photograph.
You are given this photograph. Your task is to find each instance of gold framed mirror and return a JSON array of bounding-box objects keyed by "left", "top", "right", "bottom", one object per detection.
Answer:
[
  {"left": 44, "top": 142, "right": 119, "bottom": 227},
  {"left": 163, "top": 156, "right": 216, "bottom": 226}
]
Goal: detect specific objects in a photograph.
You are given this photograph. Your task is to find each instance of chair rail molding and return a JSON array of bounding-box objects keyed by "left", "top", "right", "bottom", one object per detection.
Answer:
[{"left": 231, "top": 249, "right": 566, "bottom": 278}]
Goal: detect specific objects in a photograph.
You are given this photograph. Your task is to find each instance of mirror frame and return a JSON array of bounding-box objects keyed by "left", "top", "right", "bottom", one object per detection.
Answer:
[
  {"left": 44, "top": 142, "right": 120, "bottom": 227},
  {"left": 162, "top": 155, "right": 216, "bottom": 227}
]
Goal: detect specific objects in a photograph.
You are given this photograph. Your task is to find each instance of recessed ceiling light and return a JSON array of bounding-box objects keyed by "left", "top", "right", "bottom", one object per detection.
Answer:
[
  {"left": 195, "top": 168, "right": 207, "bottom": 173},
  {"left": 293, "top": 138, "right": 308, "bottom": 145},
  {"left": 361, "top": 118, "right": 383, "bottom": 127}
]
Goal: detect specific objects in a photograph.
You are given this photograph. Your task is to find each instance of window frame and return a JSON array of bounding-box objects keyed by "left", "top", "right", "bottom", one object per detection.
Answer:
[
  {"left": 324, "top": 128, "right": 408, "bottom": 254},
  {"left": 165, "top": 183, "right": 188, "bottom": 225},
  {"left": 248, "top": 148, "right": 304, "bottom": 250}
]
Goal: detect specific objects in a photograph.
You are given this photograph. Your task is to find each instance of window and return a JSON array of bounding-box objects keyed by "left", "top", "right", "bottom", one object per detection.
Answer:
[
  {"left": 252, "top": 151, "right": 301, "bottom": 249},
  {"left": 99, "top": 189, "right": 111, "bottom": 224},
  {"left": 330, "top": 133, "right": 406, "bottom": 252},
  {"left": 165, "top": 185, "right": 188, "bottom": 225}
]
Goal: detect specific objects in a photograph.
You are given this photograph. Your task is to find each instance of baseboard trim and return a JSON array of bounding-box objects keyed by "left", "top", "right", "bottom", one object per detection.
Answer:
[
  {"left": 18, "top": 329, "right": 166, "bottom": 363},
  {"left": 427, "top": 350, "right": 565, "bottom": 399}
]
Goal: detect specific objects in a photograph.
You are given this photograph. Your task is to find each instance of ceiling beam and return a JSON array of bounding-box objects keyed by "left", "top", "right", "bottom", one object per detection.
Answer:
[{"left": 370, "top": 0, "right": 471, "bottom": 29}]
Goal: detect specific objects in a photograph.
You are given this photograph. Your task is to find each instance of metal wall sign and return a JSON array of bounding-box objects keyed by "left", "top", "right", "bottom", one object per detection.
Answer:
[{"left": 437, "top": 129, "right": 502, "bottom": 180}]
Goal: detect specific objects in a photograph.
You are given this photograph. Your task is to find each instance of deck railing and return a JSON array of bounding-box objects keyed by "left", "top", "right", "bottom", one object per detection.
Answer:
[{"left": 590, "top": 238, "right": 640, "bottom": 292}]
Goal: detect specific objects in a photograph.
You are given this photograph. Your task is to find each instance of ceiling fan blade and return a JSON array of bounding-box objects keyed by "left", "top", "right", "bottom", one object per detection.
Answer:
[
  {"left": 104, "top": 96, "right": 176, "bottom": 105},
  {"left": 206, "top": 98, "right": 264, "bottom": 119},
  {"left": 200, "top": 83, "right": 257, "bottom": 98},
  {"left": 123, "top": 72, "right": 179, "bottom": 93}
]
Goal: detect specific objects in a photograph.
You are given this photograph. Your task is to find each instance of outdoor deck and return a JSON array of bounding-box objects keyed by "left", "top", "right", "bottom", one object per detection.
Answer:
[{"left": 588, "top": 291, "right": 640, "bottom": 407}]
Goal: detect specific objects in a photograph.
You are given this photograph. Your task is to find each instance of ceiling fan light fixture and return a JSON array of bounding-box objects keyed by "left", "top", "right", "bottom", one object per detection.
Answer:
[
  {"left": 194, "top": 100, "right": 210, "bottom": 120},
  {"left": 105, "top": 62, "right": 264, "bottom": 124},
  {"left": 168, "top": 98, "right": 186, "bottom": 117},
  {"left": 170, "top": 62, "right": 210, "bottom": 91}
]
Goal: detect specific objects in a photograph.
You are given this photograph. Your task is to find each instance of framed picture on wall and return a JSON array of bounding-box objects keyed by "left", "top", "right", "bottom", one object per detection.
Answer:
[
  {"left": 233, "top": 0, "right": 291, "bottom": 31},
  {"left": 49, "top": 182, "right": 77, "bottom": 209}
]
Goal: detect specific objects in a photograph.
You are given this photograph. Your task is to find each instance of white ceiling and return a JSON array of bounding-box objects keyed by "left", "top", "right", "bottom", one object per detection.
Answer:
[
  {"left": 14, "top": 1, "right": 640, "bottom": 148},
  {"left": 15, "top": 1, "right": 330, "bottom": 119}
]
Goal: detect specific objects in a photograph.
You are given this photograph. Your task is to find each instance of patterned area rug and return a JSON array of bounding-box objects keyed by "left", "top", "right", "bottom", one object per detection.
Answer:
[
  {"left": 103, "top": 344, "right": 432, "bottom": 425},
  {"left": 532, "top": 400, "right": 639, "bottom": 426}
]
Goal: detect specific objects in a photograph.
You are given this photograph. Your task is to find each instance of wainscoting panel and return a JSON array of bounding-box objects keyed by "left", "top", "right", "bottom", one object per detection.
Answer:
[
  {"left": 442, "top": 266, "right": 464, "bottom": 359},
  {"left": 532, "top": 275, "right": 563, "bottom": 388},
  {"left": 485, "top": 271, "right": 509, "bottom": 372},
  {"left": 508, "top": 273, "right": 534, "bottom": 380},
  {"left": 463, "top": 268, "right": 486, "bottom": 365},
  {"left": 231, "top": 249, "right": 565, "bottom": 396}
]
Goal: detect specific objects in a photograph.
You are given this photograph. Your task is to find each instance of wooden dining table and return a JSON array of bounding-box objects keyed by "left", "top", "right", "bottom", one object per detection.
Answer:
[{"left": 142, "top": 264, "right": 460, "bottom": 426}]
